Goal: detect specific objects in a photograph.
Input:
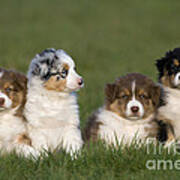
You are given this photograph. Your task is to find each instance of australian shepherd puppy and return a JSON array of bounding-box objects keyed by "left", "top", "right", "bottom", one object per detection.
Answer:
[
  {"left": 0, "top": 68, "right": 38, "bottom": 157},
  {"left": 24, "top": 48, "right": 84, "bottom": 156},
  {"left": 156, "top": 48, "right": 180, "bottom": 144},
  {"left": 84, "top": 73, "right": 162, "bottom": 146}
]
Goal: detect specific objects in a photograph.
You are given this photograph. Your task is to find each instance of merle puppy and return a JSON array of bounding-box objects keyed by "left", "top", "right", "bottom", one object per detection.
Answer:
[{"left": 24, "top": 48, "right": 84, "bottom": 157}]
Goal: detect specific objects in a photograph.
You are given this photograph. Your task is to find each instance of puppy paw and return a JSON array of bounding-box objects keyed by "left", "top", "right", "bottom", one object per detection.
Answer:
[{"left": 63, "top": 138, "right": 83, "bottom": 158}]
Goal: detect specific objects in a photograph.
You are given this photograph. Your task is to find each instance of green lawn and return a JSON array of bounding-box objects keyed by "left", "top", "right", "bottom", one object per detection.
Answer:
[{"left": 0, "top": 0, "right": 180, "bottom": 179}]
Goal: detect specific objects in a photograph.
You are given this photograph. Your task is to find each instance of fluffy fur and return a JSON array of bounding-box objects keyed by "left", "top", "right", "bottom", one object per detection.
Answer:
[
  {"left": 156, "top": 48, "right": 180, "bottom": 143},
  {"left": 24, "top": 48, "right": 84, "bottom": 156},
  {"left": 0, "top": 68, "right": 38, "bottom": 157},
  {"left": 84, "top": 73, "right": 163, "bottom": 146}
]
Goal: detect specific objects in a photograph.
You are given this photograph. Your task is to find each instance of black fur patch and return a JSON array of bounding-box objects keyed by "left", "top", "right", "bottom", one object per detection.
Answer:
[
  {"left": 42, "top": 72, "right": 61, "bottom": 81},
  {"left": 31, "top": 48, "right": 61, "bottom": 81},
  {"left": 39, "top": 58, "right": 56, "bottom": 80},
  {"left": 42, "top": 70, "right": 51, "bottom": 80},
  {"left": 156, "top": 48, "right": 180, "bottom": 80},
  {"left": 40, "top": 58, "right": 51, "bottom": 65},
  {"left": 157, "top": 120, "right": 168, "bottom": 143},
  {"left": 30, "top": 48, "right": 69, "bottom": 82},
  {"left": 39, "top": 48, "right": 56, "bottom": 57},
  {"left": 32, "top": 64, "right": 41, "bottom": 76}
]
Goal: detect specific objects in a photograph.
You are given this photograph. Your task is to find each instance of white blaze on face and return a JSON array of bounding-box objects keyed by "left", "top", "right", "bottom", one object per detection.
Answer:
[
  {"left": 56, "top": 50, "right": 84, "bottom": 92},
  {"left": 174, "top": 72, "right": 180, "bottom": 87},
  {"left": 0, "top": 92, "right": 12, "bottom": 110},
  {"left": 66, "top": 66, "right": 83, "bottom": 91},
  {"left": 125, "top": 81, "right": 144, "bottom": 120}
]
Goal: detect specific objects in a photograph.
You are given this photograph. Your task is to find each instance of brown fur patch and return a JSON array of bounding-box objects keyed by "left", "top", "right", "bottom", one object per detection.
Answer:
[
  {"left": 144, "top": 120, "right": 159, "bottom": 138},
  {"left": 83, "top": 111, "right": 103, "bottom": 142},
  {"left": 109, "top": 99, "right": 127, "bottom": 118},
  {"left": 160, "top": 70, "right": 175, "bottom": 88},
  {"left": 166, "top": 126, "right": 175, "bottom": 143},
  {"left": 16, "top": 133, "right": 32, "bottom": 146},
  {"left": 105, "top": 83, "right": 117, "bottom": 106},
  {"left": 174, "top": 59, "right": 180, "bottom": 66},
  {"left": 63, "top": 63, "right": 69, "bottom": 71},
  {"left": 44, "top": 63, "right": 69, "bottom": 92},
  {"left": 105, "top": 73, "right": 161, "bottom": 119},
  {"left": 44, "top": 76, "right": 67, "bottom": 91},
  {"left": 136, "top": 85, "right": 161, "bottom": 118},
  {"left": 0, "top": 69, "right": 27, "bottom": 117}
]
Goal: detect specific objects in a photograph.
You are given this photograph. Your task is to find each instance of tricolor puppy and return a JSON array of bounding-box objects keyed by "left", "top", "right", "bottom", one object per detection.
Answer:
[
  {"left": 85, "top": 73, "right": 162, "bottom": 146},
  {"left": 0, "top": 68, "right": 38, "bottom": 157},
  {"left": 156, "top": 48, "right": 180, "bottom": 144},
  {"left": 24, "top": 48, "right": 84, "bottom": 156}
]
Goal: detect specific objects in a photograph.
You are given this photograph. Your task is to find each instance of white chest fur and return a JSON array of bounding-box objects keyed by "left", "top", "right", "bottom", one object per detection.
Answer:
[
  {"left": 25, "top": 87, "right": 80, "bottom": 128},
  {"left": 24, "top": 85, "right": 83, "bottom": 155},
  {"left": 96, "top": 108, "right": 153, "bottom": 146},
  {"left": 0, "top": 109, "right": 42, "bottom": 158},
  {"left": 0, "top": 109, "right": 26, "bottom": 143},
  {"left": 158, "top": 87, "right": 180, "bottom": 138}
]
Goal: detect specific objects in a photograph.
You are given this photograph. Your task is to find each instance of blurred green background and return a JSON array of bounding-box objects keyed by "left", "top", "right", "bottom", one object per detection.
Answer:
[
  {"left": 1, "top": 0, "right": 180, "bottom": 127},
  {"left": 1, "top": 0, "right": 180, "bottom": 179}
]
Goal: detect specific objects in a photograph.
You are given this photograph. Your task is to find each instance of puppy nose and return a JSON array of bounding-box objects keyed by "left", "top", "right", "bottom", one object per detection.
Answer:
[
  {"left": 0, "top": 98, "right": 5, "bottom": 106},
  {"left": 131, "top": 106, "right": 139, "bottom": 113},
  {"left": 78, "top": 78, "right": 84, "bottom": 86}
]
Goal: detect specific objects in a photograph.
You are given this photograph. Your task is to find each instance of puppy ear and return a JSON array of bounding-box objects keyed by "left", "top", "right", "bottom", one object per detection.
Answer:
[
  {"left": 15, "top": 73, "right": 27, "bottom": 90},
  {"left": 31, "top": 63, "right": 41, "bottom": 76},
  {"left": 156, "top": 58, "right": 167, "bottom": 74},
  {"left": 151, "top": 84, "right": 161, "bottom": 107},
  {"left": 105, "top": 83, "right": 117, "bottom": 105}
]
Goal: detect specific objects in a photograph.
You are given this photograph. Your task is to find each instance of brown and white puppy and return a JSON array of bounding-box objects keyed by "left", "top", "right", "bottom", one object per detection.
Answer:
[
  {"left": 84, "top": 73, "right": 162, "bottom": 146},
  {"left": 156, "top": 48, "right": 180, "bottom": 144},
  {"left": 0, "top": 68, "right": 38, "bottom": 157}
]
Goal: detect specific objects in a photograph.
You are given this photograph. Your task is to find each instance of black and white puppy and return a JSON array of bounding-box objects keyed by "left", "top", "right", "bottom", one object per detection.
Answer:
[
  {"left": 84, "top": 73, "right": 162, "bottom": 146},
  {"left": 24, "top": 48, "right": 84, "bottom": 156},
  {"left": 156, "top": 48, "right": 180, "bottom": 143}
]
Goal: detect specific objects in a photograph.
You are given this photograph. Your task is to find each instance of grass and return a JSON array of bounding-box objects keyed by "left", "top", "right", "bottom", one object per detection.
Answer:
[
  {"left": 0, "top": 0, "right": 180, "bottom": 179},
  {"left": 1, "top": 143, "right": 180, "bottom": 180}
]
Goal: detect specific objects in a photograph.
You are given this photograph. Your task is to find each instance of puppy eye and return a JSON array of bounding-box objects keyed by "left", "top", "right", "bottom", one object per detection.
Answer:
[
  {"left": 56, "top": 75, "right": 61, "bottom": 81},
  {"left": 139, "top": 94, "right": 147, "bottom": 99},
  {"left": 74, "top": 67, "right": 77, "bottom": 71},
  {"left": 5, "top": 87, "right": 13, "bottom": 93},
  {"left": 120, "top": 95, "right": 128, "bottom": 99},
  {"left": 61, "top": 68, "right": 68, "bottom": 78}
]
